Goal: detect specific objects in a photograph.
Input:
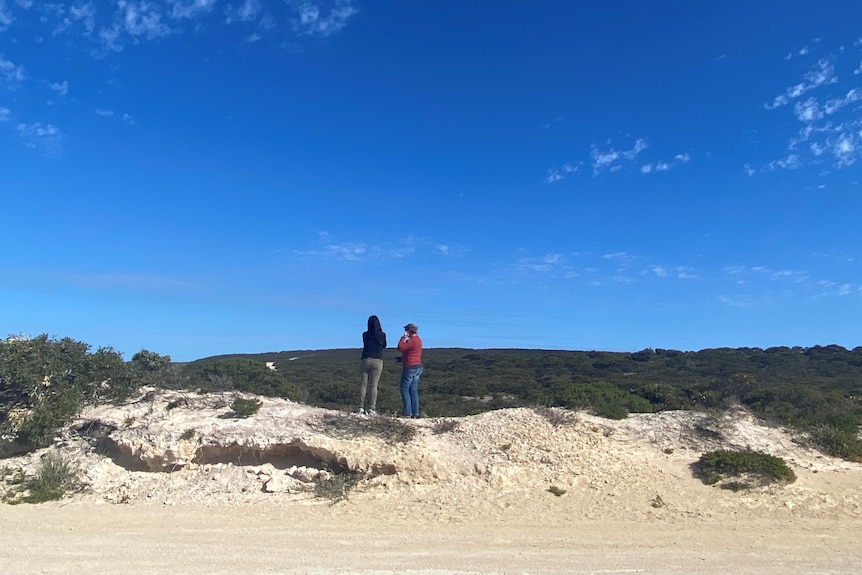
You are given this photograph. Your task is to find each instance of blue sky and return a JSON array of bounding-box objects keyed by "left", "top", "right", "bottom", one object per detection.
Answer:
[{"left": 2, "top": 1, "right": 861, "bottom": 361}]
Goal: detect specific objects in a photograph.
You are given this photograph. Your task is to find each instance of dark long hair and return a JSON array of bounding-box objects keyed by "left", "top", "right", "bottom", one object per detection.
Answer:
[{"left": 367, "top": 315, "right": 384, "bottom": 339}]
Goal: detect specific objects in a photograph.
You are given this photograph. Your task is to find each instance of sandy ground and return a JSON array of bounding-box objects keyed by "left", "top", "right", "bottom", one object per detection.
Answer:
[
  {"left": 2, "top": 392, "right": 862, "bottom": 574},
  {"left": 1, "top": 501, "right": 860, "bottom": 575}
]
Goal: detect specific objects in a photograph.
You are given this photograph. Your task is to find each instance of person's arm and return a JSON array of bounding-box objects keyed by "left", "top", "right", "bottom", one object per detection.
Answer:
[{"left": 397, "top": 334, "right": 412, "bottom": 352}]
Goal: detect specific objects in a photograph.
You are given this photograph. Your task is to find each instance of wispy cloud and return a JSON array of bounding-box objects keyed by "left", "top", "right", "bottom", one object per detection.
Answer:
[
  {"left": 756, "top": 45, "right": 862, "bottom": 173},
  {"left": 720, "top": 264, "right": 856, "bottom": 301},
  {"left": 1, "top": 1, "right": 358, "bottom": 55},
  {"left": 544, "top": 162, "right": 579, "bottom": 183},
  {"left": 640, "top": 152, "right": 690, "bottom": 174},
  {"left": 292, "top": 0, "right": 358, "bottom": 37},
  {"left": 168, "top": 0, "right": 217, "bottom": 20},
  {"left": 296, "top": 232, "right": 456, "bottom": 262},
  {"left": 0, "top": 106, "right": 10, "bottom": 122},
  {"left": 591, "top": 138, "right": 647, "bottom": 174},
  {"left": 539, "top": 116, "right": 563, "bottom": 129},
  {"left": 765, "top": 58, "right": 837, "bottom": 109},
  {"left": 49, "top": 80, "right": 69, "bottom": 97},
  {"left": 0, "top": 53, "right": 24, "bottom": 84},
  {"left": 0, "top": 0, "right": 12, "bottom": 32},
  {"left": 17, "top": 121, "right": 64, "bottom": 153}
]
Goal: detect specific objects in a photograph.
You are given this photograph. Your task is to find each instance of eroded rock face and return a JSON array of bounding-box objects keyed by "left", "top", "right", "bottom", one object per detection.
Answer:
[{"left": 74, "top": 390, "right": 415, "bottom": 479}]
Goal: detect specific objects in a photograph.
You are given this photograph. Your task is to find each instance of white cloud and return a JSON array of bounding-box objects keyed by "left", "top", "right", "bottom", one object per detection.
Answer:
[
  {"left": 766, "top": 58, "right": 837, "bottom": 109},
  {"left": 236, "top": 0, "right": 262, "bottom": 21},
  {"left": 17, "top": 121, "right": 64, "bottom": 152},
  {"left": 0, "top": 53, "right": 24, "bottom": 84},
  {"left": 543, "top": 162, "right": 578, "bottom": 184},
  {"left": 49, "top": 80, "right": 68, "bottom": 96},
  {"left": 0, "top": 106, "right": 10, "bottom": 121},
  {"left": 95, "top": 108, "right": 114, "bottom": 116},
  {"left": 168, "top": 0, "right": 217, "bottom": 20},
  {"left": 117, "top": 0, "right": 171, "bottom": 40},
  {"left": 0, "top": 0, "right": 13, "bottom": 32},
  {"left": 823, "top": 88, "right": 862, "bottom": 114},
  {"left": 292, "top": 0, "right": 358, "bottom": 37},
  {"left": 764, "top": 154, "right": 801, "bottom": 171},
  {"left": 794, "top": 98, "right": 822, "bottom": 123},
  {"left": 640, "top": 151, "right": 689, "bottom": 175},
  {"left": 590, "top": 138, "right": 647, "bottom": 174},
  {"left": 68, "top": 3, "right": 97, "bottom": 36},
  {"left": 545, "top": 169, "right": 563, "bottom": 183},
  {"left": 833, "top": 134, "right": 856, "bottom": 166}
]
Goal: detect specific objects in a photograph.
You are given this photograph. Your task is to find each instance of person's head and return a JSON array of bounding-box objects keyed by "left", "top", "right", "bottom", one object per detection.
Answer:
[
  {"left": 403, "top": 323, "right": 418, "bottom": 335},
  {"left": 367, "top": 315, "right": 382, "bottom": 332}
]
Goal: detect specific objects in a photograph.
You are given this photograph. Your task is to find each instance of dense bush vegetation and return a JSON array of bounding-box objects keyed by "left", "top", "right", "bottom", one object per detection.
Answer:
[
  {"left": 3, "top": 334, "right": 862, "bottom": 461},
  {"left": 0, "top": 335, "right": 142, "bottom": 456}
]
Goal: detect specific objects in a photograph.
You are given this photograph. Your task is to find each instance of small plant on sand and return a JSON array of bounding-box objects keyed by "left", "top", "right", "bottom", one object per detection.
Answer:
[
  {"left": 315, "top": 414, "right": 417, "bottom": 444},
  {"left": 431, "top": 419, "right": 459, "bottom": 435},
  {"left": 533, "top": 406, "right": 577, "bottom": 427},
  {"left": 500, "top": 443, "right": 512, "bottom": 451},
  {"left": 179, "top": 428, "right": 196, "bottom": 441},
  {"left": 166, "top": 398, "right": 188, "bottom": 411},
  {"left": 230, "top": 397, "right": 262, "bottom": 418},
  {"left": 3, "top": 451, "right": 81, "bottom": 504},
  {"left": 314, "top": 472, "right": 360, "bottom": 503},
  {"left": 693, "top": 449, "right": 796, "bottom": 489},
  {"left": 547, "top": 485, "right": 566, "bottom": 497}
]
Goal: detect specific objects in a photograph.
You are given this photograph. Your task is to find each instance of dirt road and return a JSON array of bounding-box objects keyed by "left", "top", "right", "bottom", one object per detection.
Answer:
[{"left": 2, "top": 502, "right": 860, "bottom": 575}]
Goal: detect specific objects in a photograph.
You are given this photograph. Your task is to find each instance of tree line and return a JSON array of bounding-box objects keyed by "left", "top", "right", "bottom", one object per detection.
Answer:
[{"left": 2, "top": 335, "right": 862, "bottom": 460}]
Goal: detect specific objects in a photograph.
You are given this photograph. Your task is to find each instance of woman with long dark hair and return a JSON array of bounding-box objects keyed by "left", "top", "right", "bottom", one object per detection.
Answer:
[{"left": 358, "top": 315, "right": 387, "bottom": 415}]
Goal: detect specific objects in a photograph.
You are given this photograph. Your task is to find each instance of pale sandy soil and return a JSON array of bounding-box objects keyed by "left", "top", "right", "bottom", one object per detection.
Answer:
[
  {"left": 1, "top": 501, "right": 860, "bottom": 574},
  {"left": 2, "top": 390, "right": 861, "bottom": 574}
]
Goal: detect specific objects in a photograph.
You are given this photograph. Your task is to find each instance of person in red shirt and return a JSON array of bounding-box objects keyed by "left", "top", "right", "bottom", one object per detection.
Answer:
[{"left": 396, "top": 323, "right": 423, "bottom": 418}]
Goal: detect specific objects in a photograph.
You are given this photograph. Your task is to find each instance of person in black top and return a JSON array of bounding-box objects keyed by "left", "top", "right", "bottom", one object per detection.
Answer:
[{"left": 359, "top": 315, "right": 387, "bottom": 415}]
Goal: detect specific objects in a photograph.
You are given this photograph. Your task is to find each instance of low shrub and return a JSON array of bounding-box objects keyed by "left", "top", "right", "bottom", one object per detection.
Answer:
[
  {"left": 693, "top": 449, "right": 796, "bottom": 489},
  {"left": 314, "top": 414, "right": 417, "bottom": 444},
  {"left": 807, "top": 425, "right": 862, "bottom": 462},
  {"left": 431, "top": 419, "right": 459, "bottom": 435},
  {"left": 230, "top": 398, "right": 262, "bottom": 418},
  {"left": 3, "top": 451, "right": 81, "bottom": 504},
  {"left": 314, "top": 472, "right": 359, "bottom": 503}
]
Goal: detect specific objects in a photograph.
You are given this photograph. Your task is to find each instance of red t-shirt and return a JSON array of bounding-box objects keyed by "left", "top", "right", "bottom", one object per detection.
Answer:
[{"left": 397, "top": 335, "right": 423, "bottom": 367}]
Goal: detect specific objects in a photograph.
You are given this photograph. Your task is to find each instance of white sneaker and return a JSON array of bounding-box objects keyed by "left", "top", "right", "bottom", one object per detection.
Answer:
[
  {"left": 357, "top": 408, "right": 365, "bottom": 415},
  {"left": 367, "top": 409, "right": 377, "bottom": 416}
]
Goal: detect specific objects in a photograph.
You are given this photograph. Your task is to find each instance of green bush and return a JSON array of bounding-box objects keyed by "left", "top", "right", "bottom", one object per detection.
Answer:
[
  {"left": 189, "top": 359, "right": 297, "bottom": 399},
  {"left": 807, "top": 425, "right": 862, "bottom": 462},
  {"left": 694, "top": 449, "right": 796, "bottom": 488},
  {"left": 3, "top": 451, "right": 80, "bottom": 504},
  {"left": 0, "top": 335, "right": 140, "bottom": 456},
  {"left": 230, "top": 398, "right": 262, "bottom": 418}
]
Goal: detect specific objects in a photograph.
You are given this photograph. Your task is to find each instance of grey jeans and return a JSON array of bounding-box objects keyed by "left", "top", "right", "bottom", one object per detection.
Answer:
[{"left": 359, "top": 357, "right": 384, "bottom": 410}]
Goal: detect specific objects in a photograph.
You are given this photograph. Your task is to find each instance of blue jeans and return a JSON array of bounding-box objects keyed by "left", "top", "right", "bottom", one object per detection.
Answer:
[{"left": 399, "top": 365, "right": 423, "bottom": 416}]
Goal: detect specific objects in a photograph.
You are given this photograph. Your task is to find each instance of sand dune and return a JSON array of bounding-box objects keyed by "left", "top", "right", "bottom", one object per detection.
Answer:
[{"left": 1, "top": 389, "right": 860, "bottom": 574}]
